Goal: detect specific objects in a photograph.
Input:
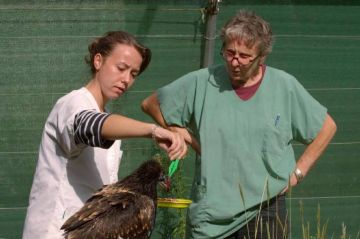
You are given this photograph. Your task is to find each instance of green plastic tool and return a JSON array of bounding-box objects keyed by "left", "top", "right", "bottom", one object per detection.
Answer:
[{"left": 168, "top": 159, "right": 180, "bottom": 177}]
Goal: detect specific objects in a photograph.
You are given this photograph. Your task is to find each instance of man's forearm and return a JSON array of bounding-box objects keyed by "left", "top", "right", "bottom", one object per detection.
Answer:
[
  {"left": 141, "top": 92, "right": 168, "bottom": 128},
  {"left": 296, "top": 113, "right": 337, "bottom": 177},
  {"left": 142, "top": 92, "right": 201, "bottom": 155}
]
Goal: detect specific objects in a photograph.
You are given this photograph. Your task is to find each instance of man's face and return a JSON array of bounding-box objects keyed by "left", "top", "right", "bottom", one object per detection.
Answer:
[{"left": 222, "top": 39, "right": 263, "bottom": 86}]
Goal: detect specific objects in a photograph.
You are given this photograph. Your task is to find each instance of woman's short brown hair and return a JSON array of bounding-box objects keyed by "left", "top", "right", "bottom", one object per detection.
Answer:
[{"left": 85, "top": 31, "right": 151, "bottom": 75}]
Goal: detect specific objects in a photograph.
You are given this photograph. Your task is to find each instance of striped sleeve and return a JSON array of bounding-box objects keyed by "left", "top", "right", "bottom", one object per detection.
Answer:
[{"left": 73, "top": 110, "right": 115, "bottom": 149}]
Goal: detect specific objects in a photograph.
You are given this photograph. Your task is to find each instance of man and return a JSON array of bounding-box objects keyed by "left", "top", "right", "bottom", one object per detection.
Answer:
[{"left": 142, "top": 10, "right": 336, "bottom": 239}]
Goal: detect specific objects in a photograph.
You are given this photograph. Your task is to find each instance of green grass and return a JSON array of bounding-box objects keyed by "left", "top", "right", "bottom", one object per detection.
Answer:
[
  {"left": 153, "top": 152, "right": 188, "bottom": 239},
  {"left": 152, "top": 158, "right": 359, "bottom": 239}
]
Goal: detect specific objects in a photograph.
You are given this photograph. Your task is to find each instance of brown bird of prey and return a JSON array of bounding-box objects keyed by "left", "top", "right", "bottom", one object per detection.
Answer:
[{"left": 61, "top": 159, "right": 169, "bottom": 239}]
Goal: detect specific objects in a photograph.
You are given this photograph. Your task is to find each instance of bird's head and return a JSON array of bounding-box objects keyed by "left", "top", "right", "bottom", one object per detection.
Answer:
[
  {"left": 130, "top": 159, "right": 170, "bottom": 193},
  {"left": 158, "top": 174, "right": 171, "bottom": 192}
]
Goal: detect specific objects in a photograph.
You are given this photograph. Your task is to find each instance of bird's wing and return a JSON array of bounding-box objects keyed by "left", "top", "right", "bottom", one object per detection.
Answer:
[
  {"left": 61, "top": 192, "right": 112, "bottom": 232},
  {"left": 99, "top": 192, "right": 156, "bottom": 239},
  {"left": 61, "top": 187, "right": 156, "bottom": 239},
  {"left": 61, "top": 184, "right": 123, "bottom": 231}
]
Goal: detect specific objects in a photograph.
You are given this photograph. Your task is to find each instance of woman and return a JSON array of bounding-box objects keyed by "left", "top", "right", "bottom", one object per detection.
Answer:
[{"left": 22, "top": 31, "right": 186, "bottom": 238}]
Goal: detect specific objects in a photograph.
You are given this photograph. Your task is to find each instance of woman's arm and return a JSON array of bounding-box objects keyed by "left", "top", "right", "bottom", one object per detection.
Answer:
[{"left": 101, "top": 113, "right": 187, "bottom": 160}]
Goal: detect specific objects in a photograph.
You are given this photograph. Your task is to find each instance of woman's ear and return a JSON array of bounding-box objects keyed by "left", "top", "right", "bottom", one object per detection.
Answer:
[{"left": 93, "top": 53, "right": 103, "bottom": 70}]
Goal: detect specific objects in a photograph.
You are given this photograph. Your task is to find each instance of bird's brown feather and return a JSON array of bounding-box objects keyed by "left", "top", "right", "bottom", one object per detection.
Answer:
[{"left": 61, "top": 159, "right": 164, "bottom": 239}]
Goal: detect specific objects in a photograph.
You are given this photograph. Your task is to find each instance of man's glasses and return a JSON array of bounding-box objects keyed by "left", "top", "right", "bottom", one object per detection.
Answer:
[{"left": 220, "top": 50, "right": 260, "bottom": 66}]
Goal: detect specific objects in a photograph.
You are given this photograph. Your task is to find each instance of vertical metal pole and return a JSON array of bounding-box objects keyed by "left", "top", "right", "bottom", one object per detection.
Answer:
[{"left": 201, "top": 0, "right": 221, "bottom": 68}]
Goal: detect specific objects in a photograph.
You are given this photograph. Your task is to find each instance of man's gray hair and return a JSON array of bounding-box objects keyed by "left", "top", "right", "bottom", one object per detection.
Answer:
[{"left": 220, "top": 10, "right": 274, "bottom": 57}]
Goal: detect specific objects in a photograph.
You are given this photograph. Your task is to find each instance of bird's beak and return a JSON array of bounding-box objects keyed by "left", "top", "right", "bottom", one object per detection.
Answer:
[{"left": 159, "top": 175, "right": 171, "bottom": 192}]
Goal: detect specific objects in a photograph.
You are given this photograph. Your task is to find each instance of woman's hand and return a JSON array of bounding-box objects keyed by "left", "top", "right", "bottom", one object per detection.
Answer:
[
  {"left": 168, "top": 126, "right": 201, "bottom": 155},
  {"left": 151, "top": 125, "right": 187, "bottom": 160}
]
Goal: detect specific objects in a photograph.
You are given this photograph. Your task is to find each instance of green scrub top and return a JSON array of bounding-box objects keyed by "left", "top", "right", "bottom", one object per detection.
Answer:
[{"left": 157, "top": 64, "right": 327, "bottom": 239}]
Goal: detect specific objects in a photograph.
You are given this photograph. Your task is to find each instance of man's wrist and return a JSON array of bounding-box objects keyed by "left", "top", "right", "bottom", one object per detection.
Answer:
[{"left": 294, "top": 168, "right": 304, "bottom": 184}]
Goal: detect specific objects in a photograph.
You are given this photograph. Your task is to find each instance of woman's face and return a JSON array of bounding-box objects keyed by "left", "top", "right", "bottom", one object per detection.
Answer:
[{"left": 94, "top": 44, "right": 143, "bottom": 101}]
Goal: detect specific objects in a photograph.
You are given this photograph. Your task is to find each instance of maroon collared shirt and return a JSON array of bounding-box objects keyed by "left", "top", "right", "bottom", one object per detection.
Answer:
[{"left": 233, "top": 65, "right": 266, "bottom": 100}]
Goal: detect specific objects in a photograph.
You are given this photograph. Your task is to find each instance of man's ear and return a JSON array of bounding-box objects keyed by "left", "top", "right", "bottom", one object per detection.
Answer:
[
  {"left": 93, "top": 53, "right": 103, "bottom": 70},
  {"left": 259, "top": 55, "right": 267, "bottom": 65}
]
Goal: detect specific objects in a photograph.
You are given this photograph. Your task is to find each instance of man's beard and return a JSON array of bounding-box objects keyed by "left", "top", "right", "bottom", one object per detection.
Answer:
[
  {"left": 229, "top": 57, "right": 262, "bottom": 87},
  {"left": 243, "top": 57, "right": 262, "bottom": 79}
]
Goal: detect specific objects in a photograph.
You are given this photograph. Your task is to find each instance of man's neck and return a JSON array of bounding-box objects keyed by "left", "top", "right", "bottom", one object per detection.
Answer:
[{"left": 232, "top": 65, "right": 264, "bottom": 88}]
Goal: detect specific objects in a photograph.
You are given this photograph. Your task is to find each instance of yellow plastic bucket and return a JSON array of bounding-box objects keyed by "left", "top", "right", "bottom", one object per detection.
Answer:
[{"left": 157, "top": 198, "right": 192, "bottom": 209}]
